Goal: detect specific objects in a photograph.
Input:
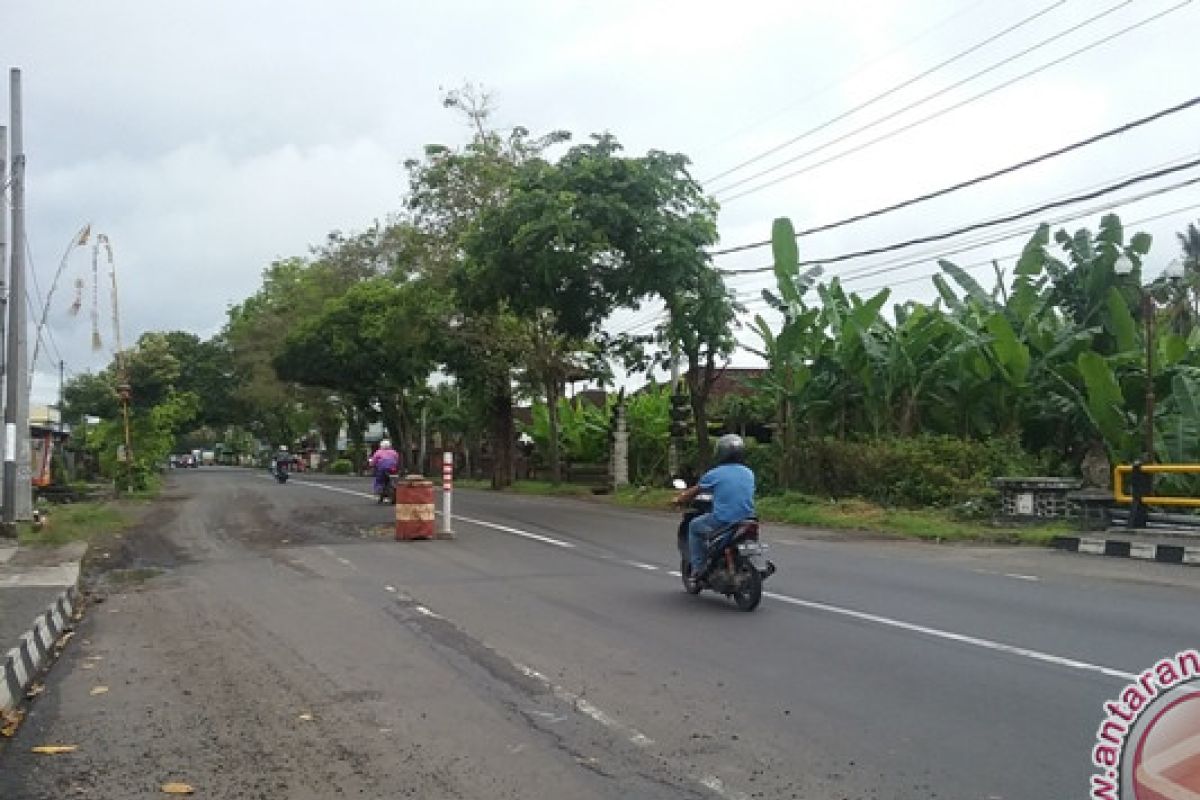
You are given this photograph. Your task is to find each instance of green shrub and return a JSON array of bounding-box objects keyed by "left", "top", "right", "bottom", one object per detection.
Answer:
[
  {"left": 328, "top": 458, "right": 353, "bottom": 475},
  {"left": 784, "top": 435, "right": 1043, "bottom": 508},
  {"left": 742, "top": 438, "right": 780, "bottom": 495}
]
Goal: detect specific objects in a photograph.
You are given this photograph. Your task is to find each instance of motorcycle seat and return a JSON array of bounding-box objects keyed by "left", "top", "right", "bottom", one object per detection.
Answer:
[{"left": 705, "top": 517, "right": 759, "bottom": 548}]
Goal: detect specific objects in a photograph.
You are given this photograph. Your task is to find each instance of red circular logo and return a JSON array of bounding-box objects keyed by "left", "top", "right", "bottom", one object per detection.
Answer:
[{"left": 1132, "top": 689, "right": 1200, "bottom": 799}]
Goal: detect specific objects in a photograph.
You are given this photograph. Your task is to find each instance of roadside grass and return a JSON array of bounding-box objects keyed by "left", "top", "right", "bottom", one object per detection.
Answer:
[
  {"left": 463, "top": 480, "right": 1070, "bottom": 544},
  {"left": 456, "top": 478, "right": 595, "bottom": 497},
  {"left": 106, "top": 566, "right": 164, "bottom": 585},
  {"left": 17, "top": 476, "right": 163, "bottom": 547},
  {"left": 17, "top": 502, "right": 132, "bottom": 547}
]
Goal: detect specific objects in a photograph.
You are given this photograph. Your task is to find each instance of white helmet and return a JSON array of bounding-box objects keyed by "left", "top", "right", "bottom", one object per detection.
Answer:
[
  {"left": 278, "top": 445, "right": 288, "bottom": 452},
  {"left": 380, "top": 439, "right": 392, "bottom": 449}
]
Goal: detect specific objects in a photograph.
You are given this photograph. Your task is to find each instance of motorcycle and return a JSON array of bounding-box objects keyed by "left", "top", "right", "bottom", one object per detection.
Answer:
[
  {"left": 376, "top": 467, "right": 400, "bottom": 504},
  {"left": 673, "top": 479, "right": 775, "bottom": 611},
  {"left": 272, "top": 461, "right": 289, "bottom": 484}
]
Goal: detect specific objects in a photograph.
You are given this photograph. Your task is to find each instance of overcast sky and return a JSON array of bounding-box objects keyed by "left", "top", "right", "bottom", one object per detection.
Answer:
[{"left": 5, "top": 0, "right": 1200, "bottom": 404}]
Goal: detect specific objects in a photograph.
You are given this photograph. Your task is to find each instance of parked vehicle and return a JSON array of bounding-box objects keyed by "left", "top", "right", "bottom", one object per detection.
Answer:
[{"left": 673, "top": 479, "right": 775, "bottom": 611}]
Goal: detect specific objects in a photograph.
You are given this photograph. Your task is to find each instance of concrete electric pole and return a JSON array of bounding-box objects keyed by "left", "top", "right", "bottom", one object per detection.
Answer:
[{"left": 3, "top": 68, "right": 31, "bottom": 533}]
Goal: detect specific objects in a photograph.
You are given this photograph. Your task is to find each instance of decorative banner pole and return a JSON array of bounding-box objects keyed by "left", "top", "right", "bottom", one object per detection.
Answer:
[{"left": 439, "top": 451, "right": 455, "bottom": 539}]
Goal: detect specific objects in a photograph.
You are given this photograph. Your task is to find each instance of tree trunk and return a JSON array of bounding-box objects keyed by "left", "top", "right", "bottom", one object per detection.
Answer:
[
  {"left": 686, "top": 348, "right": 720, "bottom": 474},
  {"left": 417, "top": 405, "right": 428, "bottom": 479},
  {"left": 379, "top": 398, "right": 405, "bottom": 468},
  {"left": 346, "top": 404, "right": 368, "bottom": 472},
  {"left": 692, "top": 390, "right": 711, "bottom": 471},
  {"left": 317, "top": 419, "right": 341, "bottom": 466},
  {"left": 779, "top": 395, "right": 793, "bottom": 490},
  {"left": 489, "top": 389, "right": 515, "bottom": 489},
  {"left": 545, "top": 380, "right": 562, "bottom": 485},
  {"left": 898, "top": 394, "right": 918, "bottom": 437}
]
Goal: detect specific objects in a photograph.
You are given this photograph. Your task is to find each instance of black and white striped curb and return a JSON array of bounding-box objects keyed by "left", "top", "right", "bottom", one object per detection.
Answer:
[
  {"left": 1051, "top": 535, "right": 1200, "bottom": 565},
  {"left": 0, "top": 587, "right": 80, "bottom": 712}
]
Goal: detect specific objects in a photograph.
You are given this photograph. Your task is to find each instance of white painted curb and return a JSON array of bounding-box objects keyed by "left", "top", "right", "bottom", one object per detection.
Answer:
[{"left": 0, "top": 588, "right": 78, "bottom": 712}]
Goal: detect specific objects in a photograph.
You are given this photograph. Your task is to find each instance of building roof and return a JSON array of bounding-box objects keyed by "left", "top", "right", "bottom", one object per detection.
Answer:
[{"left": 686, "top": 367, "right": 765, "bottom": 398}]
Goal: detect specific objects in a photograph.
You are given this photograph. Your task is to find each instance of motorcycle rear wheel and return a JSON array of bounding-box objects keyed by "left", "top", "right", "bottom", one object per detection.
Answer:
[{"left": 731, "top": 563, "right": 762, "bottom": 611}]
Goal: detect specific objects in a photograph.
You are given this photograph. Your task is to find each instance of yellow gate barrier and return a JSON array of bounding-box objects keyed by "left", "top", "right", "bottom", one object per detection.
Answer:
[{"left": 1113, "top": 463, "right": 1200, "bottom": 507}]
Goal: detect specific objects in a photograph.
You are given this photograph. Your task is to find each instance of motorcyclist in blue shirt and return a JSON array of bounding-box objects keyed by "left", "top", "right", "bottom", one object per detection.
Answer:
[{"left": 674, "top": 434, "right": 756, "bottom": 587}]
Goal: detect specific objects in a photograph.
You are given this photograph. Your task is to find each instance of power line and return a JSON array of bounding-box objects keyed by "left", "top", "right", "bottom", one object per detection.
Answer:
[
  {"left": 720, "top": 151, "right": 1200, "bottom": 295},
  {"left": 743, "top": 201, "right": 1200, "bottom": 308},
  {"left": 627, "top": 196, "right": 1200, "bottom": 337},
  {"left": 17, "top": 227, "right": 68, "bottom": 372},
  {"left": 715, "top": 0, "right": 1191, "bottom": 203},
  {"left": 710, "top": 0, "right": 1127, "bottom": 195},
  {"left": 850, "top": 201, "right": 1200, "bottom": 295},
  {"left": 715, "top": 157, "right": 1200, "bottom": 274},
  {"left": 701, "top": 0, "right": 1066, "bottom": 185},
  {"left": 710, "top": 95, "right": 1200, "bottom": 257},
  {"left": 614, "top": 188, "right": 1200, "bottom": 335},
  {"left": 694, "top": 0, "right": 991, "bottom": 159},
  {"left": 804, "top": 168, "right": 1200, "bottom": 287},
  {"left": 840, "top": 194, "right": 1200, "bottom": 288},
  {"left": 24, "top": 236, "right": 45, "bottom": 316},
  {"left": 24, "top": 289, "right": 63, "bottom": 370}
]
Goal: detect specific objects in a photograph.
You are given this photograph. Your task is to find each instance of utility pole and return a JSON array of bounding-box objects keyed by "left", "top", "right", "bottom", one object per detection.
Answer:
[
  {"left": 668, "top": 344, "right": 680, "bottom": 479},
  {"left": 0, "top": 123, "right": 7, "bottom": 536},
  {"left": 1, "top": 123, "right": 7, "bottom": 398},
  {"left": 3, "top": 68, "right": 30, "bottom": 532},
  {"left": 57, "top": 359, "right": 64, "bottom": 432}
]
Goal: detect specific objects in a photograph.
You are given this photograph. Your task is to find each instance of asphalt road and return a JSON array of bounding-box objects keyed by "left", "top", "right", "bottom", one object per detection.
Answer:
[{"left": 2, "top": 468, "right": 1198, "bottom": 799}]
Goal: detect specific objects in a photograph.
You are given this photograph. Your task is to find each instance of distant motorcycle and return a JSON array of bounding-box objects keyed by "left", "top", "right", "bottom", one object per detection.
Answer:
[
  {"left": 674, "top": 479, "right": 775, "bottom": 611},
  {"left": 272, "top": 461, "right": 289, "bottom": 484},
  {"left": 376, "top": 467, "right": 399, "bottom": 504}
]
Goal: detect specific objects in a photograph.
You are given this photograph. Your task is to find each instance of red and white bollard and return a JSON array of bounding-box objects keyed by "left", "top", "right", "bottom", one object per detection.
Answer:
[{"left": 439, "top": 451, "right": 455, "bottom": 539}]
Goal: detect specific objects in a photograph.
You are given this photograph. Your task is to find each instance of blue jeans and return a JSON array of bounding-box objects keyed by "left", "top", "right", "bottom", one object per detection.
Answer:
[{"left": 688, "top": 513, "right": 727, "bottom": 576}]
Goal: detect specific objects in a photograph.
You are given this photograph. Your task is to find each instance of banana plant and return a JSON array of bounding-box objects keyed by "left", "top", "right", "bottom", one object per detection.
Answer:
[{"left": 745, "top": 217, "right": 825, "bottom": 486}]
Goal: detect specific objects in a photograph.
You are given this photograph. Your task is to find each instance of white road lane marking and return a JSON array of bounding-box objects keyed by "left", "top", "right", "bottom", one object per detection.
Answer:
[
  {"left": 626, "top": 561, "right": 660, "bottom": 571},
  {"left": 512, "top": 662, "right": 655, "bottom": 748},
  {"left": 457, "top": 519, "right": 1134, "bottom": 682},
  {"left": 293, "top": 478, "right": 577, "bottom": 549},
  {"left": 317, "top": 545, "right": 357, "bottom": 570},
  {"left": 453, "top": 514, "right": 576, "bottom": 549},
  {"left": 974, "top": 568, "right": 1042, "bottom": 583},
  {"left": 288, "top": 478, "right": 1135, "bottom": 683},
  {"left": 700, "top": 774, "right": 751, "bottom": 800},
  {"left": 762, "top": 590, "right": 1135, "bottom": 681},
  {"left": 279, "top": 478, "right": 375, "bottom": 500}
]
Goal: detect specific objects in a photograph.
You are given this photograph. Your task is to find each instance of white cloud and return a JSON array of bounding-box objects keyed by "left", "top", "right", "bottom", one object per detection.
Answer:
[{"left": 2, "top": 0, "right": 1198, "bottom": 404}]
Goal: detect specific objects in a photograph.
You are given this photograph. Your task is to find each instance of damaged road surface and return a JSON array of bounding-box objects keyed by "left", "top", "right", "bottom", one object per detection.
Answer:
[
  {"left": 4, "top": 468, "right": 1200, "bottom": 799},
  {"left": 0, "top": 472, "right": 707, "bottom": 800}
]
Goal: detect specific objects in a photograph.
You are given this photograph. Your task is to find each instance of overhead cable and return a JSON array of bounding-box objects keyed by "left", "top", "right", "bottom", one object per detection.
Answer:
[
  {"left": 715, "top": 158, "right": 1200, "bottom": 274},
  {"left": 711, "top": 96, "right": 1200, "bottom": 257},
  {"left": 714, "top": 0, "right": 1191, "bottom": 203},
  {"left": 701, "top": 0, "right": 1067, "bottom": 185}
]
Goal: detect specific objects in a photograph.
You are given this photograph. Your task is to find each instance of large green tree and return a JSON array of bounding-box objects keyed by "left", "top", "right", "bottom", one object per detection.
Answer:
[
  {"left": 273, "top": 277, "right": 445, "bottom": 453},
  {"left": 459, "top": 133, "right": 724, "bottom": 478},
  {"left": 402, "top": 86, "right": 567, "bottom": 487}
]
